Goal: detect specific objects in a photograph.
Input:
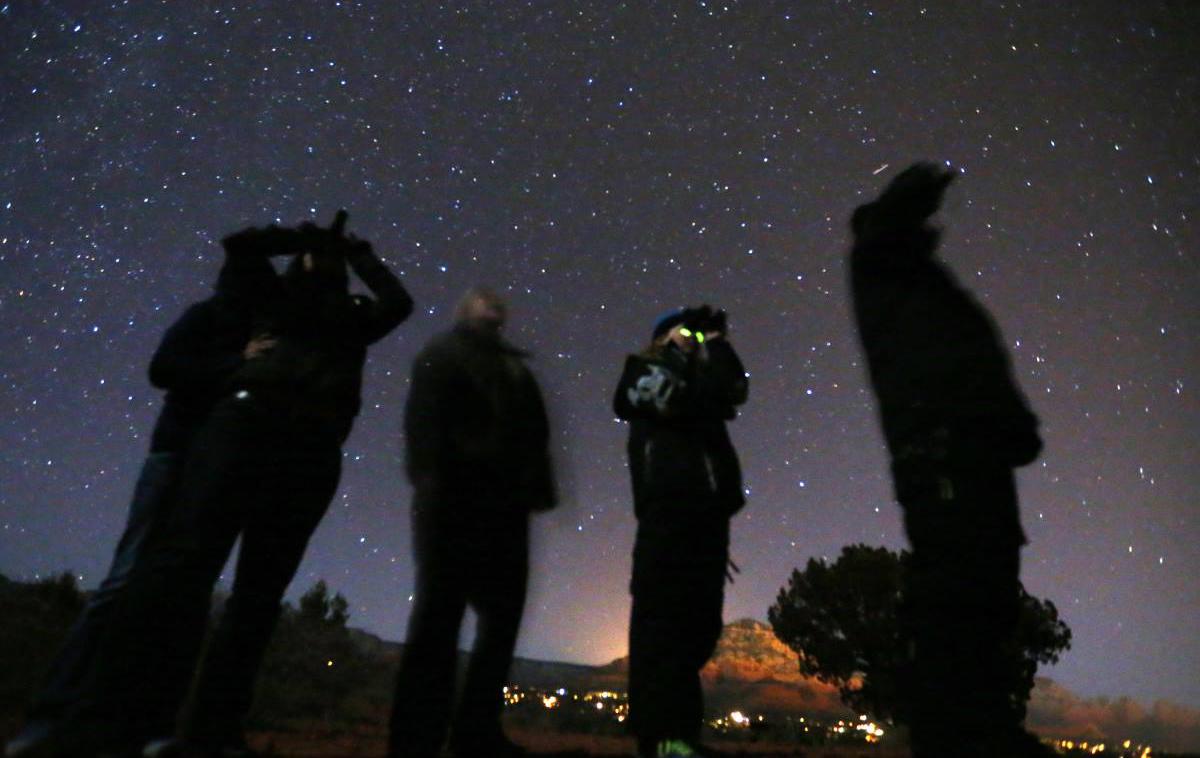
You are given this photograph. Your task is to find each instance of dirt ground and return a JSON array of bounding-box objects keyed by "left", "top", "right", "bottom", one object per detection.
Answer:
[
  {"left": 243, "top": 723, "right": 902, "bottom": 757},
  {"left": 1, "top": 715, "right": 903, "bottom": 757}
]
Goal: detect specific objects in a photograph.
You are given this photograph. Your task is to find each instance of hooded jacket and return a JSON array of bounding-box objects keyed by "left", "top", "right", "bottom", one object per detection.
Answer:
[
  {"left": 614, "top": 338, "right": 748, "bottom": 520},
  {"left": 849, "top": 201, "right": 1042, "bottom": 471},
  {"left": 146, "top": 247, "right": 276, "bottom": 452}
]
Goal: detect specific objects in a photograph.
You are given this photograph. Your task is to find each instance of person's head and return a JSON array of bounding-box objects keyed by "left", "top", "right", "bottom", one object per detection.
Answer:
[
  {"left": 455, "top": 287, "right": 508, "bottom": 336},
  {"left": 284, "top": 249, "right": 349, "bottom": 297},
  {"left": 650, "top": 309, "right": 703, "bottom": 355}
]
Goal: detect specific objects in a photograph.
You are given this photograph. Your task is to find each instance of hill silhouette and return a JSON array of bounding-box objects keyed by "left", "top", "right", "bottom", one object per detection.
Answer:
[
  {"left": 5, "top": 574, "right": 1199, "bottom": 755},
  {"left": 337, "top": 617, "right": 851, "bottom": 724}
]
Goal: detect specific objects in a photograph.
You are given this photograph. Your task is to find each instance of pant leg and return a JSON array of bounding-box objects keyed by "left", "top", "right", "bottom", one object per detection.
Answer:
[
  {"left": 71, "top": 403, "right": 260, "bottom": 739},
  {"left": 627, "top": 515, "right": 728, "bottom": 744},
  {"left": 388, "top": 502, "right": 470, "bottom": 758},
  {"left": 186, "top": 432, "right": 342, "bottom": 746},
  {"left": 29, "top": 452, "right": 181, "bottom": 720},
  {"left": 900, "top": 466, "right": 1024, "bottom": 756},
  {"left": 454, "top": 516, "right": 529, "bottom": 747}
]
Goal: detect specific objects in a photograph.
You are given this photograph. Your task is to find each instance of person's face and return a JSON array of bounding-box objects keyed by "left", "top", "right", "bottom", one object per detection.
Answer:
[
  {"left": 464, "top": 296, "right": 507, "bottom": 333},
  {"left": 663, "top": 323, "right": 701, "bottom": 354}
]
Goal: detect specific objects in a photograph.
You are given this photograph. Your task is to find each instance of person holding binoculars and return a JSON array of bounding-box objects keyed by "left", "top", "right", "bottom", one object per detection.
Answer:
[{"left": 613, "top": 305, "right": 749, "bottom": 758}]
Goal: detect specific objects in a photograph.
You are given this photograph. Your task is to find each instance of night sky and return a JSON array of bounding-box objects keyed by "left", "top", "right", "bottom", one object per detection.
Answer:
[{"left": 1, "top": 0, "right": 1197, "bottom": 717}]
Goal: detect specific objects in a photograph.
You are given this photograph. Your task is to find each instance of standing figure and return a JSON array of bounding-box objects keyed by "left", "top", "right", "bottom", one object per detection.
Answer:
[
  {"left": 52, "top": 216, "right": 413, "bottom": 757},
  {"left": 5, "top": 247, "right": 274, "bottom": 758},
  {"left": 849, "top": 163, "right": 1050, "bottom": 758},
  {"left": 389, "top": 288, "right": 556, "bottom": 758},
  {"left": 613, "top": 306, "right": 748, "bottom": 758}
]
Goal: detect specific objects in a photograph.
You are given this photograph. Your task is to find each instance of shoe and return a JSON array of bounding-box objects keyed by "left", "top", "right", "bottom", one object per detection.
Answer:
[
  {"left": 653, "top": 740, "right": 705, "bottom": 758},
  {"left": 5, "top": 719, "right": 143, "bottom": 758},
  {"left": 5, "top": 721, "right": 56, "bottom": 758},
  {"left": 143, "top": 738, "right": 258, "bottom": 758},
  {"left": 143, "top": 739, "right": 201, "bottom": 758},
  {"left": 450, "top": 734, "right": 526, "bottom": 758}
]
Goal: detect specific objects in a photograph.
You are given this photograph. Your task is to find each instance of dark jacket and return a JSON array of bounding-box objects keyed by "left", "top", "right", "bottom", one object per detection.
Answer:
[
  {"left": 404, "top": 325, "right": 556, "bottom": 513},
  {"left": 146, "top": 247, "right": 276, "bottom": 452},
  {"left": 225, "top": 234, "right": 414, "bottom": 443},
  {"left": 849, "top": 202, "right": 1042, "bottom": 471},
  {"left": 614, "top": 339, "right": 748, "bottom": 520}
]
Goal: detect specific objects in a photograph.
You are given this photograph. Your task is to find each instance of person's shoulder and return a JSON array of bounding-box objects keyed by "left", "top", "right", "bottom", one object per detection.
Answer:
[
  {"left": 623, "top": 352, "right": 652, "bottom": 368},
  {"left": 415, "top": 330, "right": 463, "bottom": 362},
  {"left": 172, "top": 295, "right": 224, "bottom": 323}
]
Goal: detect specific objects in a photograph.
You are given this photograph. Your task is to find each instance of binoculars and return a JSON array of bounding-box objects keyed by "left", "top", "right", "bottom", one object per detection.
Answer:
[{"left": 680, "top": 305, "right": 727, "bottom": 336}]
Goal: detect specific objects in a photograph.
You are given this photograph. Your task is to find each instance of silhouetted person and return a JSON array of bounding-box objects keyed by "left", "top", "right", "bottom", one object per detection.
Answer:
[
  {"left": 614, "top": 306, "right": 748, "bottom": 758},
  {"left": 4, "top": 237, "right": 276, "bottom": 758},
  {"left": 388, "top": 288, "right": 556, "bottom": 758},
  {"left": 849, "top": 164, "right": 1050, "bottom": 758},
  {"left": 48, "top": 216, "right": 413, "bottom": 757}
]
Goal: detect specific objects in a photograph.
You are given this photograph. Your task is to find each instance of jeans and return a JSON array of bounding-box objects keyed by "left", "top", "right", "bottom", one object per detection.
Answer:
[
  {"left": 28, "top": 452, "right": 182, "bottom": 722},
  {"left": 76, "top": 397, "right": 342, "bottom": 745}
]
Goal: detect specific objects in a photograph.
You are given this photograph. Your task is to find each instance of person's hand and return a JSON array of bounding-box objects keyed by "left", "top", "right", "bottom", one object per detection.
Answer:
[
  {"left": 876, "top": 162, "right": 957, "bottom": 224},
  {"left": 344, "top": 233, "right": 373, "bottom": 257},
  {"left": 243, "top": 334, "right": 277, "bottom": 360},
  {"left": 704, "top": 308, "right": 727, "bottom": 340}
]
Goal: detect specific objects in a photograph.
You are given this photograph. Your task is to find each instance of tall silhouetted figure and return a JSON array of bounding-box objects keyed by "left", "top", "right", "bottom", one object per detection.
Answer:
[
  {"left": 614, "top": 305, "right": 748, "bottom": 758},
  {"left": 849, "top": 164, "right": 1050, "bottom": 758},
  {"left": 389, "top": 288, "right": 556, "bottom": 758},
  {"left": 4, "top": 246, "right": 274, "bottom": 758},
  {"left": 45, "top": 215, "right": 413, "bottom": 757}
]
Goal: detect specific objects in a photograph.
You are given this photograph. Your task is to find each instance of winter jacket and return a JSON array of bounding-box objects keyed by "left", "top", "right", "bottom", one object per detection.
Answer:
[
  {"left": 849, "top": 202, "right": 1042, "bottom": 472},
  {"left": 614, "top": 338, "right": 748, "bottom": 520},
  {"left": 146, "top": 247, "right": 276, "bottom": 452},
  {"left": 404, "top": 325, "right": 557, "bottom": 513}
]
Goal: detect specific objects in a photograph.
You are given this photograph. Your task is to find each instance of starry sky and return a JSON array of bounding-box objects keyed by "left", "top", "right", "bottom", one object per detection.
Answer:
[{"left": 1, "top": 0, "right": 1197, "bottom": 714}]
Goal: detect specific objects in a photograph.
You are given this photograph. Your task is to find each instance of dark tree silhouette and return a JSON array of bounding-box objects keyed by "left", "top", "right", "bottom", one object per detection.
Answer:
[
  {"left": 0, "top": 572, "right": 86, "bottom": 712},
  {"left": 768, "top": 544, "right": 1071, "bottom": 724},
  {"left": 248, "top": 580, "right": 379, "bottom": 729},
  {"left": 297, "top": 580, "right": 350, "bottom": 627}
]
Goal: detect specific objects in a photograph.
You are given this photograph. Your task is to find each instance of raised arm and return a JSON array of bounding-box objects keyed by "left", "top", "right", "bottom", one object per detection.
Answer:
[
  {"left": 692, "top": 338, "right": 749, "bottom": 418},
  {"left": 344, "top": 239, "right": 415, "bottom": 345}
]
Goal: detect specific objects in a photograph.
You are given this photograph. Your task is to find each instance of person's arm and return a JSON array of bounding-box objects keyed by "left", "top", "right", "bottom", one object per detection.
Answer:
[
  {"left": 344, "top": 240, "right": 415, "bottom": 345},
  {"left": 947, "top": 303, "right": 1044, "bottom": 467},
  {"left": 523, "top": 373, "right": 558, "bottom": 511},
  {"left": 147, "top": 301, "right": 245, "bottom": 395},
  {"left": 692, "top": 338, "right": 749, "bottom": 418},
  {"left": 403, "top": 345, "right": 450, "bottom": 488}
]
